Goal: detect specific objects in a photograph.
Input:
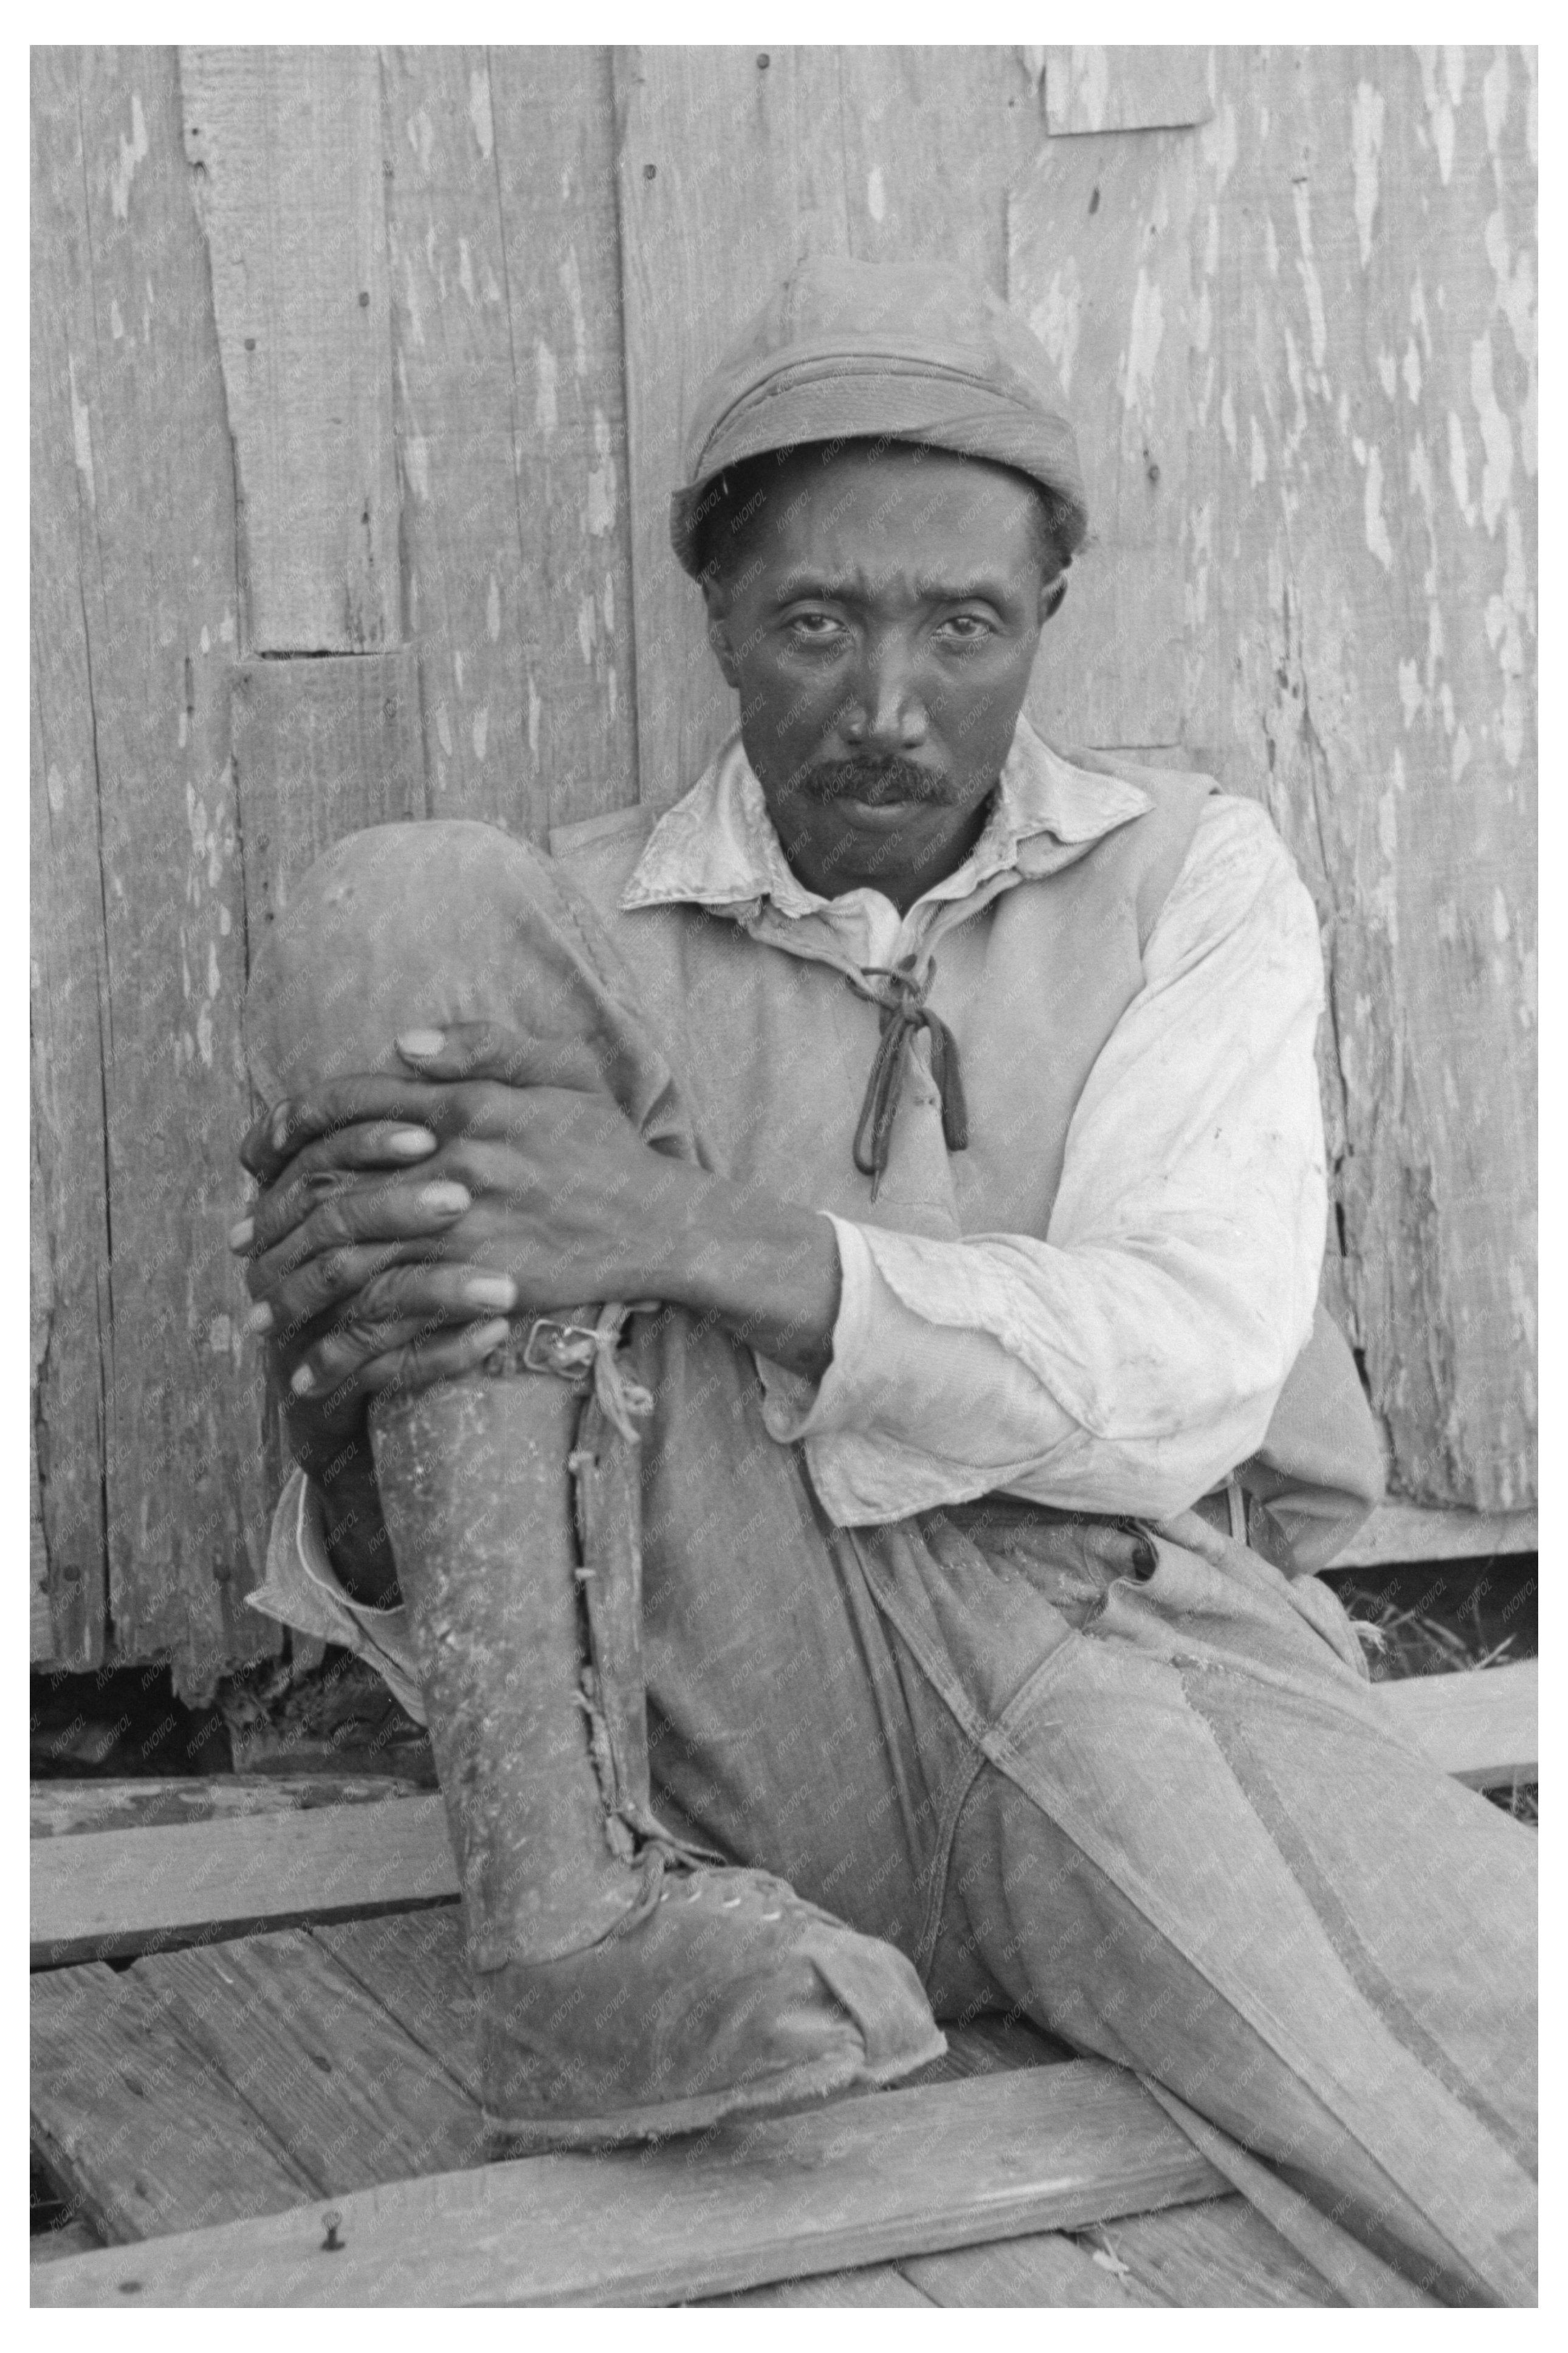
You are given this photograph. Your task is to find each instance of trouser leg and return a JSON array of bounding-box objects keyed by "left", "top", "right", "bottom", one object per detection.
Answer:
[
  {"left": 875, "top": 1511, "right": 1537, "bottom": 2305},
  {"left": 242, "top": 819, "right": 946, "bottom": 2145}
]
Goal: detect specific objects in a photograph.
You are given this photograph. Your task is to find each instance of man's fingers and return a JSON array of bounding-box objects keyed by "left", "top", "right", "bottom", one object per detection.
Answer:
[
  {"left": 266, "top": 1252, "right": 513, "bottom": 1365},
  {"left": 239, "top": 1123, "right": 442, "bottom": 1256},
  {"left": 240, "top": 1077, "right": 459, "bottom": 1183},
  {"left": 244, "top": 1180, "right": 473, "bottom": 1310},
  {"left": 397, "top": 1021, "right": 609, "bottom": 1096},
  {"left": 341, "top": 1317, "right": 516, "bottom": 1405}
]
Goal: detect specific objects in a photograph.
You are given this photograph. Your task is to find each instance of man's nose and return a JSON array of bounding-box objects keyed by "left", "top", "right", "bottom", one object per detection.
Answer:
[{"left": 842, "top": 637, "right": 929, "bottom": 749}]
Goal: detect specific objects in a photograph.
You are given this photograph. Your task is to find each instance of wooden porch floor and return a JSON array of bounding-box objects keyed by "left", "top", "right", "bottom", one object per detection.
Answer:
[{"left": 30, "top": 1669, "right": 1535, "bottom": 2309}]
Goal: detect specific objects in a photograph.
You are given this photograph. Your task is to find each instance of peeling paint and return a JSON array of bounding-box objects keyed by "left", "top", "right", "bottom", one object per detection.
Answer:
[
  {"left": 1468, "top": 330, "right": 1513, "bottom": 532},
  {"left": 67, "top": 355, "right": 95, "bottom": 509},
  {"left": 1363, "top": 444, "right": 1395, "bottom": 569},
  {"left": 1029, "top": 260, "right": 1082, "bottom": 398},
  {"left": 469, "top": 67, "right": 494, "bottom": 160},
  {"left": 458, "top": 237, "right": 475, "bottom": 305},
  {"left": 1291, "top": 183, "right": 1327, "bottom": 370},
  {"left": 472, "top": 708, "right": 489, "bottom": 761},
  {"left": 407, "top": 108, "right": 435, "bottom": 176},
  {"left": 486, "top": 576, "right": 501, "bottom": 641},
  {"left": 559, "top": 248, "right": 588, "bottom": 377},
  {"left": 1446, "top": 410, "right": 1476, "bottom": 525},
  {"left": 110, "top": 92, "right": 149, "bottom": 222},
  {"left": 535, "top": 339, "right": 559, "bottom": 439},
  {"left": 435, "top": 701, "right": 453, "bottom": 757},
  {"left": 867, "top": 167, "right": 885, "bottom": 223},
  {"left": 1122, "top": 270, "right": 1164, "bottom": 412},
  {"left": 577, "top": 592, "right": 596, "bottom": 665},
  {"left": 1200, "top": 95, "right": 1237, "bottom": 188},
  {"left": 1350, "top": 82, "right": 1384, "bottom": 267},
  {"left": 585, "top": 407, "right": 617, "bottom": 536}
]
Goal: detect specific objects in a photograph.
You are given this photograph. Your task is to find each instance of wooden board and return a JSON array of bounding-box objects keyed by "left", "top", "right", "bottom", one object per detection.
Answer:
[
  {"left": 1090, "top": 2197, "right": 1338, "bottom": 2306},
  {"left": 31, "top": 1959, "right": 318, "bottom": 2242},
  {"left": 32, "top": 2061, "right": 1225, "bottom": 2306},
  {"left": 231, "top": 651, "right": 427, "bottom": 934},
  {"left": 1378, "top": 1658, "right": 1536, "bottom": 1790},
  {"left": 1175, "top": 47, "right": 1537, "bottom": 1511},
  {"left": 30, "top": 1794, "right": 459, "bottom": 1966},
  {"left": 1043, "top": 48, "right": 1213, "bottom": 135},
  {"left": 1328, "top": 1502, "right": 1537, "bottom": 1568},
  {"left": 33, "top": 1655, "right": 1534, "bottom": 1966},
  {"left": 30, "top": 57, "right": 113, "bottom": 1664},
  {"left": 180, "top": 47, "right": 398, "bottom": 652},
  {"left": 30, "top": 46, "right": 275, "bottom": 1687},
  {"left": 615, "top": 44, "right": 1044, "bottom": 812},
  {"left": 132, "top": 1931, "right": 488, "bottom": 2189},
  {"left": 1009, "top": 129, "right": 1197, "bottom": 748},
  {"left": 380, "top": 46, "right": 638, "bottom": 839},
  {"left": 31, "top": 1772, "right": 429, "bottom": 1840}
]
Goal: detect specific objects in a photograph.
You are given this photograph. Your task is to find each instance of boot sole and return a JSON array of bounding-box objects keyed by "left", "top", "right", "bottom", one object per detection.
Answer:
[{"left": 482, "top": 2022, "right": 948, "bottom": 2156}]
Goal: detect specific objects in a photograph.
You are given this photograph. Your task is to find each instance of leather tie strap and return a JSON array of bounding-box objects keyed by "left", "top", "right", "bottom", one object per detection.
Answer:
[{"left": 848, "top": 960, "right": 968, "bottom": 1197}]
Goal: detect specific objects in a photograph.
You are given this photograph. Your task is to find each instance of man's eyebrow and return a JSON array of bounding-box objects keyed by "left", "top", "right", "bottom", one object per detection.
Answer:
[{"left": 765, "top": 568, "right": 1016, "bottom": 604}]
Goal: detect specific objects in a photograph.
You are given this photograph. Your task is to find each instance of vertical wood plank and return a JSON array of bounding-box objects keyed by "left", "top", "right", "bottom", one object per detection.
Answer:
[
  {"left": 31, "top": 53, "right": 114, "bottom": 1664},
  {"left": 1044, "top": 48, "right": 1212, "bottom": 135},
  {"left": 1009, "top": 129, "right": 1197, "bottom": 746},
  {"left": 181, "top": 47, "right": 398, "bottom": 653},
  {"left": 616, "top": 45, "right": 1045, "bottom": 812},
  {"left": 380, "top": 46, "right": 637, "bottom": 839},
  {"left": 32, "top": 47, "right": 274, "bottom": 1685},
  {"left": 231, "top": 653, "right": 427, "bottom": 935},
  {"left": 1180, "top": 46, "right": 1536, "bottom": 1506}
]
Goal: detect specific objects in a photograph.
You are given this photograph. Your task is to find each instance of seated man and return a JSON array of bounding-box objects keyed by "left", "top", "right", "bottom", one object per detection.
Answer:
[{"left": 233, "top": 260, "right": 1535, "bottom": 2303}]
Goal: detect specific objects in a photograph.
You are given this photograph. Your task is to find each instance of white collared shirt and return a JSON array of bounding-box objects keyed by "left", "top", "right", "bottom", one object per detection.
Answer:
[{"left": 614, "top": 722, "right": 1329, "bottom": 1529}]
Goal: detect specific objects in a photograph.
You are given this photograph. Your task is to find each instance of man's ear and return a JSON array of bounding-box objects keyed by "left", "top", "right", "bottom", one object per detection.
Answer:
[
  {"left": 1039, "top": 574, "right": 1068, "bottom": 626},
  {"left": 701, "top": 579, "right": 741, "bottom": 686}
]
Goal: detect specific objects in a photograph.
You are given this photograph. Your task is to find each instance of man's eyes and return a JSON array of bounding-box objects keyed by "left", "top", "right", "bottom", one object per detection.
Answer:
[{"left": 782, "top": 613, "right": 996, "bottom": 647}]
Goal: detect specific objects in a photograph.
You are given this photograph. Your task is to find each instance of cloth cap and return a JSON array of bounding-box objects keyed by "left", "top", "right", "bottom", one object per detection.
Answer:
[{"left": 670, "top": 255, "right": 1088, "bottom": 577}]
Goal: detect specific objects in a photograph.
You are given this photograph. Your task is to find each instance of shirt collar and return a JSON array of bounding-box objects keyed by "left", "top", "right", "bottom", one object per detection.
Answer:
[{"left": 619, "top": 714, "right": 1154, "bottom": 922}]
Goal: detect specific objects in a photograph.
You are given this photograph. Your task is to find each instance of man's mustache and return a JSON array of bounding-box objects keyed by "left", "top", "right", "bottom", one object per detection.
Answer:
[{"left": 794, "top": 756, "right": 954, "bottom": 807}]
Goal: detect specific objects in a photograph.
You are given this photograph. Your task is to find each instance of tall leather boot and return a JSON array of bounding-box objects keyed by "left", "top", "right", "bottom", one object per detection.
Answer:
[{"left": 369, "top": 1308, "right": 946, "bottom": 2152}]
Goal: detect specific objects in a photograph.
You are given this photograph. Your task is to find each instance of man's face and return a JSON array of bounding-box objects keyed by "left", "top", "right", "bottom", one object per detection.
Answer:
[{"left": 703, "top": 443, "right": 1057, "bottom": 909}]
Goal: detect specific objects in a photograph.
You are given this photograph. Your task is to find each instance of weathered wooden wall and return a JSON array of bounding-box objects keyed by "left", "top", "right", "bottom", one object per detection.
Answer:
[
  {"left": 31, "top": 45, "right": 1536, "bottom": 1684},
  {"left": 1011, "top": 46, "right": 1536, "bottom": 1514}
]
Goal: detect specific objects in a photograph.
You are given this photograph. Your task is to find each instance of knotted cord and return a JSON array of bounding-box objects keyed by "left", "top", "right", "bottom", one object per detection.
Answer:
[{"left": 847, "top": 959, "right": 968, "bottom": 1198}]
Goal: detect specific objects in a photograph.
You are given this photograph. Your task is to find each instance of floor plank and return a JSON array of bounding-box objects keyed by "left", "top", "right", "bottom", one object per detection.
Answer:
[
  {"left": 30, "top": 1793, "right": 459, "bottom": 1964},
  {"left": 30, "top": 1961, "right": 317, "bottom": 2242},
  {"left": 1092, "top": 2197, "right": 1339, "bottom": 2307},
  {"left": 130, "top": 1930, "right": 488, "bottom": 2193},
  {"left": 31, "top": 1773, "right": 427, "bottom": 1839},
  {"left": 311, "top": 1907, "right": 482, "bottom": 2102},
  {"left": 32, "top": 1659, "right": 1532, "bottom": 1965},
  {"left": 1377, "top": 1659, "right": 1537, "bottom": 1790},
  {"left": 899, "top": 2228, "right": 1137, "bottom": 2306},
  {"left": 32, "top": 2060, "right": 1226, "bottom": 2306},
  {"left": 706, "top": 2265, "right": 936, "bottom": 2307}
]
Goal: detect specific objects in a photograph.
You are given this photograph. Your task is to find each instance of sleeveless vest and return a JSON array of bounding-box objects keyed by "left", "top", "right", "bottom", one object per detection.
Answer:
[{"left": 555, "top": 757, "right": 1383, "bottom": 1565}]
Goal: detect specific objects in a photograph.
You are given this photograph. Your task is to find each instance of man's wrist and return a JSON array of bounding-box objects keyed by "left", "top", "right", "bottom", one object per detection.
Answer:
[{"left": 652, "top": 1173, "right": 841, "bottom": 1379}]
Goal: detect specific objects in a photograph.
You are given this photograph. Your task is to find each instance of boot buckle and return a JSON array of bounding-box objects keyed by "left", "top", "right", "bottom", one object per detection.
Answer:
[{"left": 521, "top": 1318, "right": 601, "bottom": 1386}]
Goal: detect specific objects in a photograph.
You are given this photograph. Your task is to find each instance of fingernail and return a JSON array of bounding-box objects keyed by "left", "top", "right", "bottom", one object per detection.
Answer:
[
  {"left": 420, "top": 1180, "right": 470, "bottom": 1213},
  {"left": 244, "top": 1303, "right": 273, "bottom": 1335},
  {"left": 270, "top": 1105, "right": 291, "bottom": 1150},
  {"left": 470, "top": 1319, "right": 511, "bottom": 1355},
  {"left": 388, "top": 1126, "right": 437, "bottom": 1157},
  {"left": 398, "top": 1028, "right": 447, "bottom": 1057},
  {"left": 228, "top": 1217, "right": 255, "bottom": 1250},
  {"left": 290, "top": 1364, "right": 315, "bottom": 1396},
  {"left": 463, "top": 1275, "right": 517, "bottom": 1311}
]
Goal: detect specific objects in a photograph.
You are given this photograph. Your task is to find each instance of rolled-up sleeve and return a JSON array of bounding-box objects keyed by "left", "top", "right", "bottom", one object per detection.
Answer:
[{"left": 759, "top": 798, "right": 1328, "bottom": 1525}]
